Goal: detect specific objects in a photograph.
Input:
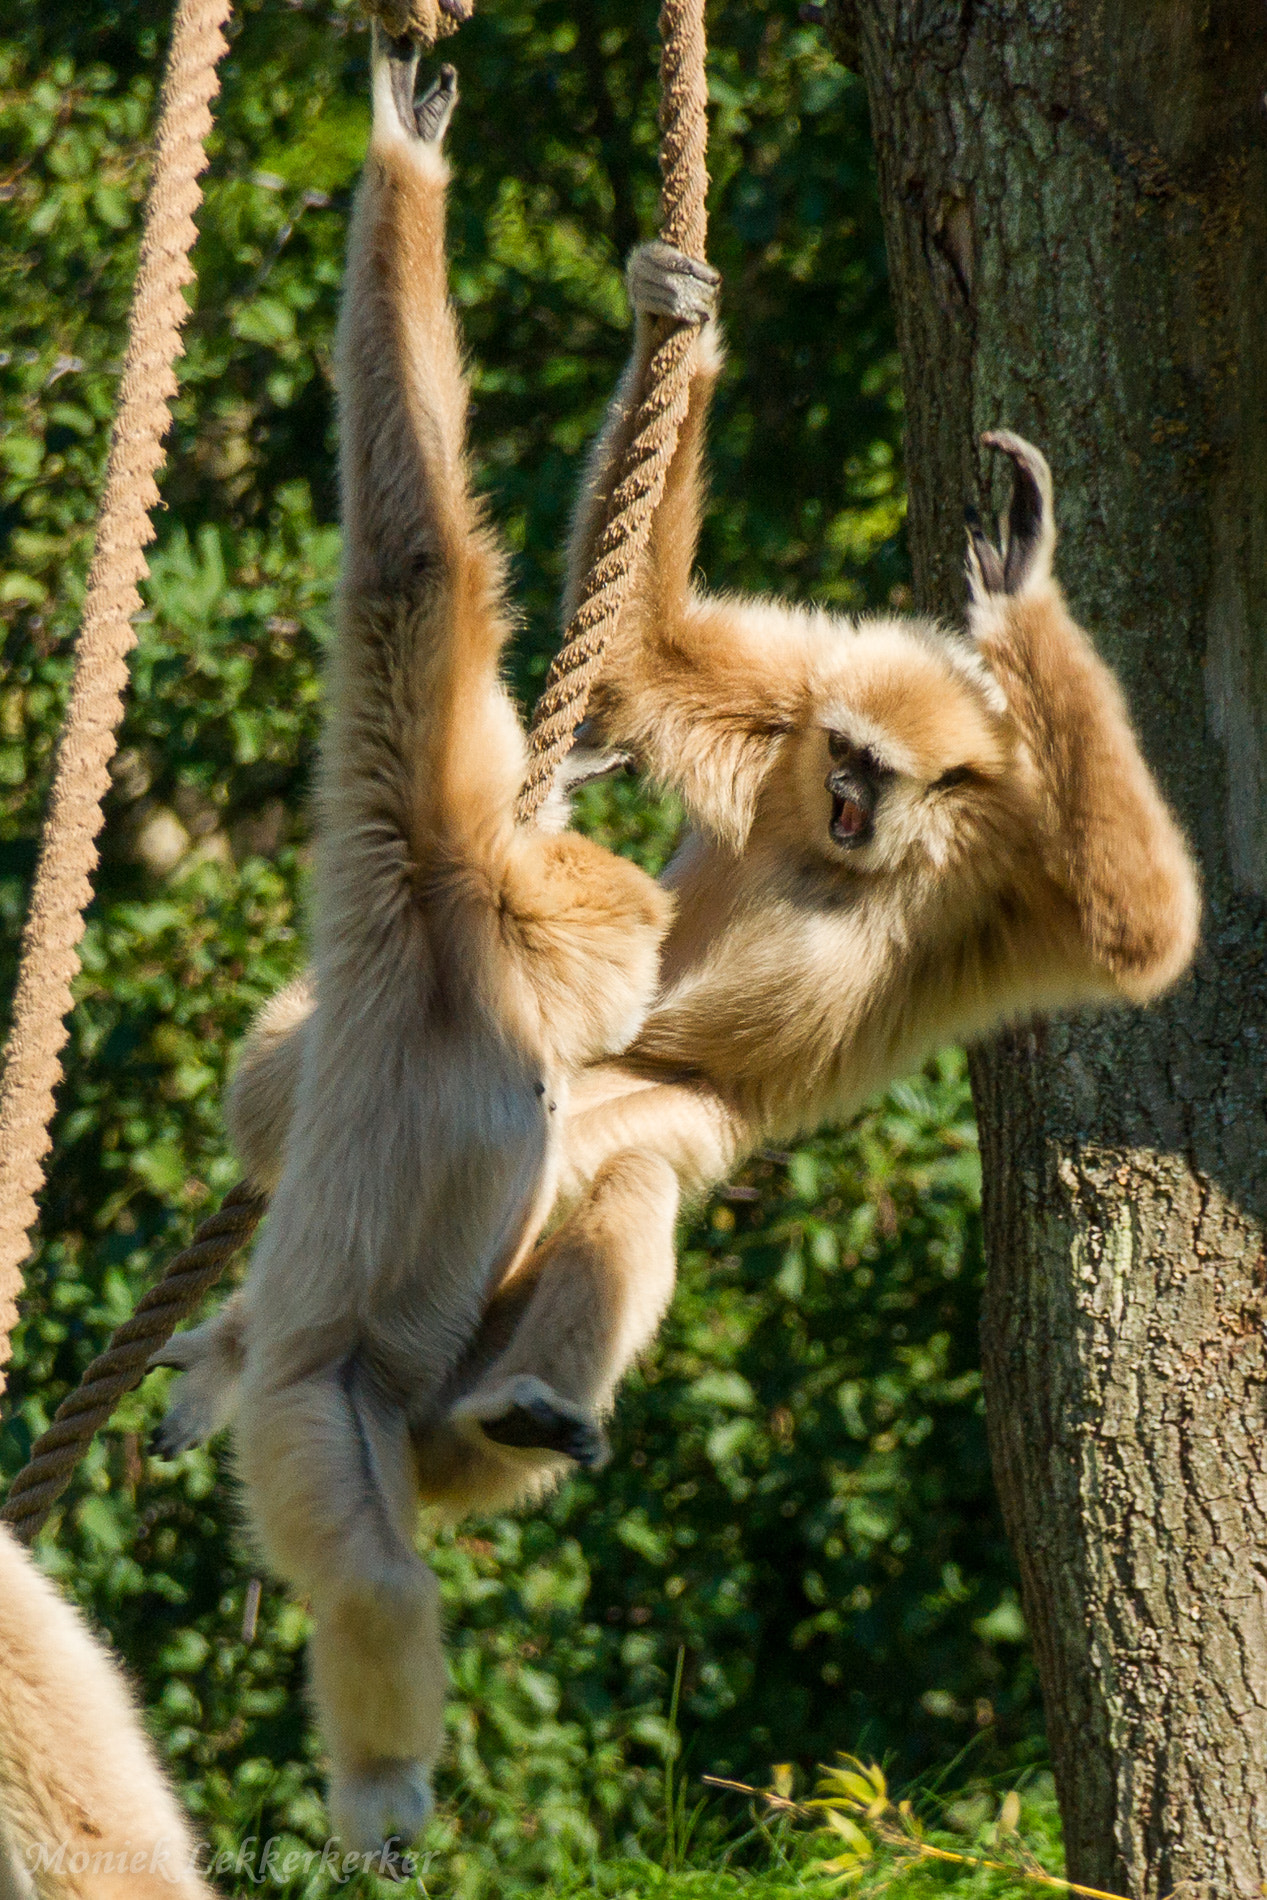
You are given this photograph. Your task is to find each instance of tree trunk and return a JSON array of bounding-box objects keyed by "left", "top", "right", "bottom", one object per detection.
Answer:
[{"left": 829, "top": 4, "right": 1267, "bottom": 1894}]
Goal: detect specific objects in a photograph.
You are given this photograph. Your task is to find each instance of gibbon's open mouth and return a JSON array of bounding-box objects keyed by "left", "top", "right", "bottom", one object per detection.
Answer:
[{"left": 829, "top": 791, "right": 874, "bottom": 848}]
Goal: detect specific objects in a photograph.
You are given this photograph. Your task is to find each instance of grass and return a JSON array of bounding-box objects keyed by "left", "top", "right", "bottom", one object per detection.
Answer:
[
  {"left": 237, "top": 1752, "right": 1075, "bottom": 1898},
  {"left": 498, "top": 1765, "right": 1073, "bottom": 1898},
  {"left": 373, "top": 1760, "right": 1074, "bottom": 1900},
  {"left": 217, "top": 1665, "right": 1077, "bottom": 1897}
]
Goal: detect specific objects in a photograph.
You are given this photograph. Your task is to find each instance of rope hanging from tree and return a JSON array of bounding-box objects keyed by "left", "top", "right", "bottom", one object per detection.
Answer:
[
  {"left": 1, "top": 0, "right": 710, "bottom": 1541},
  {"left": 0, "top": 0, "right": 233, "bottom": 1397}
]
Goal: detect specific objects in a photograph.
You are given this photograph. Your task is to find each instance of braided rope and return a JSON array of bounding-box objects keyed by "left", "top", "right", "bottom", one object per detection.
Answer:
[
  {"left": 357, "top": 0, "right": 469, "bottom": 42},
  {"left": 1, "top": 1181, "right": 264, "bottom": 1542},
  {"left": 515, "top": 0, "right": 709, "bottom": 821},
  {"left": 0, "top": 0, "right": 232, "bottom": 1394}
]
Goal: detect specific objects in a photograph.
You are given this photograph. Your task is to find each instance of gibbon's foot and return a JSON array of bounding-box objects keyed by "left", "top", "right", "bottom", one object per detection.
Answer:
[
  {"left": 150, "top": 1415, "right": 191, "bottom": 1460},
  {"left": 329, "top": 1759, "right": 432, "bottom": 1859},
  {"left": 458, "top": 1374, "right": 611, "bottom": 1469},
  {"left": 627, "top": 240, "right": 720, "bottom": 326},
  {"left": 376, "top": 25, "right": 459, "bottom": 147}
]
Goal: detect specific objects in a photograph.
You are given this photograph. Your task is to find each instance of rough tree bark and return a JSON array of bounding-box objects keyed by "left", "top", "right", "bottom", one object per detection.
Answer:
[{"left": 826, "top": 4, "right": 1267, "bottom": 1895}]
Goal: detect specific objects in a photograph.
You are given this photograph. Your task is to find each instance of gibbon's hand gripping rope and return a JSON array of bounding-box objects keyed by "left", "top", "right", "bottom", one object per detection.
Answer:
[{"left": 1, "top": 0, "right": 709, "bottom": 1542}]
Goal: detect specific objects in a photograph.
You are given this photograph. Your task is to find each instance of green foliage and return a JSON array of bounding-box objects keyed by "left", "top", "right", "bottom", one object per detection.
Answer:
[{"left": 0, "top": 0, "right": 1040, "bottom": 1888}]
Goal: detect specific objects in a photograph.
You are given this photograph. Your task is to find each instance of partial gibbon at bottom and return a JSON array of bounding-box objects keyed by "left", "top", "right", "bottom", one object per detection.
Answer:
[
  {"left": 0, "top": 1526, "right": 212, "bottom": 1900},
  {"left": 155, "top": 36, "right": 670, "bottom": 1857}
]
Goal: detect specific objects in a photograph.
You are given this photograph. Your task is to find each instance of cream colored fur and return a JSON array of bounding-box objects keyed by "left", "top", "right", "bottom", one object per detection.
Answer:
[
  {"left": 159, "top": 248, "right": 1200, "bottom": 1639},
  {"left": 156, "top": 44, "right": 669, "bottom": 1855},
  {"left": 0, "top": 1528, "right": 211, "bottom": 1900}
]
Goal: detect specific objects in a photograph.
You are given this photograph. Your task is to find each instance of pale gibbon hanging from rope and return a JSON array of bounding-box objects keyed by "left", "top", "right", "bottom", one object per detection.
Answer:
[
  {"left": 170, "top": 233, "right": 1200, "bottom": 1530},
  {"left": 156, "top": 34, "right": 671, "bottom": 1857}
]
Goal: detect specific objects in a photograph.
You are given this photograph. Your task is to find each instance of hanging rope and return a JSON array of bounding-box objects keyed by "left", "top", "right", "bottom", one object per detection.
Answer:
[
  {"left": 0, "top": 0, "right": 233, "bottom": 1397},
  {"left": 358, "top": 0, "right": 469, "bottom": 42},
  {"left": 515, "top": 0, "right": 709, "bottom": 821},
  {"left": 1, "top": 1181, "right": 264, "bottom": 1540},
  {"left": 2, "top": 0, "right": 709, "bottom": 1541}
]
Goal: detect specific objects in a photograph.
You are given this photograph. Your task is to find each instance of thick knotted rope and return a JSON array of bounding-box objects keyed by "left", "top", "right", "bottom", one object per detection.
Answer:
[
  {"left": 1, "top": 1181, "right": 264, "bottom": 1540},
  {"left": 357, "top": 0, "right": 469, "bottom": 43},
  {"left": 515, "top": 0, "right": 709, "bottom": 821},
  {"left": 1, "top": 0, "right": 709, "bottom": 1541},
  {"left": 0, "top": 0, "right": 232, "bottom": 1402}
]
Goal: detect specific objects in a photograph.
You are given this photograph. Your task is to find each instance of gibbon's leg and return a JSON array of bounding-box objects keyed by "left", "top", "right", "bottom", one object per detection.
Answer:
[
  {"left": 413, "top": 1151, "right": 681, "bottom": 1516},
  {"left": 556, "top": 1067, "right": 745, "bottom": 1207},
  {"left": 965, "top": 433, "right": 1200, "bottom": 1000},
  {"left": 0, "top": 1526, "right": 213, "bottom": 1899},
  {"left": 409, "top": 1075, "right": 745, "bottom": 1499},
  {"left": 224, "top": 975, "right": 313, "bottom": 1195},
  {"left": 234, "top": 1363, "right": 445, "bottom": 1853},
  {"left": 149, "top": 1075, "right": 742, "bottom": 1461}
]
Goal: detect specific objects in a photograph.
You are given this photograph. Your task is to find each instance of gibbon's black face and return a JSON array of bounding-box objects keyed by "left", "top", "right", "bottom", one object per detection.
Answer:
[{"left": 825, "top": 734, "right": 893, "bottom": 849}]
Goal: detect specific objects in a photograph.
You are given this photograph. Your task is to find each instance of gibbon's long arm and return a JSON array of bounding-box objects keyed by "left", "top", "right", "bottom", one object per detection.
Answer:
[
  {"left": 569, "top": 253, "right": 804, "bottom": 848},
  {"left": 964, "top": 432, "right": 1200, "bottom": 1002},
  {"left": 0, "top": 1526, "right": 214, "bottom": 1900},
  {"left": 326, "top": 49, "right": 528, "bottom": 937}
]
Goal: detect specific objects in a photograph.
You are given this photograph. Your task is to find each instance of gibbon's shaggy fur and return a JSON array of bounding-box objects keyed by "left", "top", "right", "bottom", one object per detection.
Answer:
[
  {"left": 155, "top": 39, "right": 670, "bottom": 1855},
  {"left": 161, "top": 257, "right": 1200, "bottom": 1556},
  {"left": 0, "top": 1526, "right": 212, "bottom": 1900},
  {"left": 403, "top": 318, "right": 1200, "bottom": 1506}
]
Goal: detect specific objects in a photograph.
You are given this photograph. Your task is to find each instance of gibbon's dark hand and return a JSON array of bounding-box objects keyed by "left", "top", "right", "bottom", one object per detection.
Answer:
[
  {"left": 627, "top": 240, "right": 720, "bottom": 325},
  {"left": 376, "top": 25, "right": 458, "bottom": 146},
  {"left": 413, "top": 64, "right": 458, "bottom": 144}
]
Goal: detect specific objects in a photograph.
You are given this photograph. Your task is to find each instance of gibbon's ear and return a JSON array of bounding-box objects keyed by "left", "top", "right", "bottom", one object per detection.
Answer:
[{"left": 965, "top": 430, "right": 1056, "bottom": 604}]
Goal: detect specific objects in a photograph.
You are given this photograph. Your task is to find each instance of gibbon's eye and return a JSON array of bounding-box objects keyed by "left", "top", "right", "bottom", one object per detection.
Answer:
[
  {"left": 930, "top": 765, "right": 973, "bottom": 793},
  {"left": 826, "top": 734, "right": 888, "bottom": 776}
]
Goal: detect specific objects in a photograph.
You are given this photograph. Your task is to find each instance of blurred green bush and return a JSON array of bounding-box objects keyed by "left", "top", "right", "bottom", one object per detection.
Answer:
[{"left": 0, "top": 0, "right": 1041, "bottom": 1889}]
